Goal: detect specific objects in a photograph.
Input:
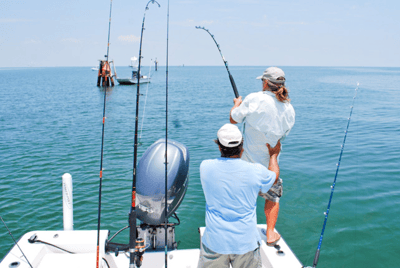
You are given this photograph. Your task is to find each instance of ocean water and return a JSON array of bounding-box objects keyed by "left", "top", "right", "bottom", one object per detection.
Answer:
[{"left": 0, "top": 66, "right": 399, "bottom": 267}]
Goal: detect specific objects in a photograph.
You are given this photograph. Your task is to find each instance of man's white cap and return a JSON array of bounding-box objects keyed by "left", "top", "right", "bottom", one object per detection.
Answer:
[
  {"left": 217, "top": 123, "right": 242, "bottom": 147},
  {"left": 256, "top": 67, "right": 286, "bottom": 84}
]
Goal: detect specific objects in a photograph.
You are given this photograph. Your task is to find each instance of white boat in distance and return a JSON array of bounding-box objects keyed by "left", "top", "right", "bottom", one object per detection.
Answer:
[{"left": 116, "top": 57, "right": 151, "bottom": 85}]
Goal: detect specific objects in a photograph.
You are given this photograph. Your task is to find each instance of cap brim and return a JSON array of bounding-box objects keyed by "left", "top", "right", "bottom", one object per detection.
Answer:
[
  {"left": 256, "top": 75, "right": 263, "bottom": 79},
  {"left": 270, "top": 78, "right": 285, "bottom": 84}
]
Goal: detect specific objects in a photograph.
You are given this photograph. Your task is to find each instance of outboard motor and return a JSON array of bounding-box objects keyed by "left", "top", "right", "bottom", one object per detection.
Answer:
[{"left": 135, "top": 139, "right": 189, "bottom": 250}]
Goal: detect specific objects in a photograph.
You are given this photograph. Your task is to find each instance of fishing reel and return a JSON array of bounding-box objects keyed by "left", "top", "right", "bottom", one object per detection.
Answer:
[{"left": 135, "top": 238, "right": 146, "bottom": 267}]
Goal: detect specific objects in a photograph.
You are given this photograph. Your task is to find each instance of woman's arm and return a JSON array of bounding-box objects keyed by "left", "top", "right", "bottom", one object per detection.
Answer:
[
  {"left": 267, "top": 140, "right": 281, "bottom": 183},
  {"left": 230, "top": 96, "right": 242, "bottom": 124}
]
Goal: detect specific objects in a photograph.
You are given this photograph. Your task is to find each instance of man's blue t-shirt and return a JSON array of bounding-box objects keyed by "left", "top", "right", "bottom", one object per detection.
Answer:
[{"left": 200, "top": 157, "right": 276, "bottom": 254}]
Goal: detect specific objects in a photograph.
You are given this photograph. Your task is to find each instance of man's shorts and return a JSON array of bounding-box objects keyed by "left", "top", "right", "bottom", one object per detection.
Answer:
[
  {"left": 197, "top": 243, "right": 261, "bottom": 268},
  {"left": 259, "top": 178, "right": 283, "bottom": 203}
]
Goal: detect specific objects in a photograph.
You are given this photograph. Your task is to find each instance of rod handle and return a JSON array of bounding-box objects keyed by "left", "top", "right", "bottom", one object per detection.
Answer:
[
  {"left": 229, "top": 74, "right": 239, "bottom": 98},
  {"left": 129, "top": 210, "right": 137, "bottom": 266},
  {"left": 313, "top": 249, "right": 320, "bottom": 267}
]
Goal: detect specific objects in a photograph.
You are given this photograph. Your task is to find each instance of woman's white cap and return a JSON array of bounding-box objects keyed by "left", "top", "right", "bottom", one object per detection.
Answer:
[
  {"left": 256, "top": 67, "right": 286, "bottom": 84},
  {"left": 217, "top": 123, "right": 242, "bottom": 147}
]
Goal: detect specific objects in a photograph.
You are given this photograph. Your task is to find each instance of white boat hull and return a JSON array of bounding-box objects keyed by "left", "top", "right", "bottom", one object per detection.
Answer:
[
  {"left": 0, "top": 225, "right": 302, "bottom": 268},
  {"left": 116, "top": 77, "right": 150, "bottom": 85}
]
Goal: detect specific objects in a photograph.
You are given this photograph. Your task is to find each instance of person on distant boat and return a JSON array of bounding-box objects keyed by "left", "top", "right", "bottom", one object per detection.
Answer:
[
  {"left": 229, "top": 67, "right": 295, "bottom": 246},
  {"left": 198, "top": 123, "right": 281, "bottom": 268}
]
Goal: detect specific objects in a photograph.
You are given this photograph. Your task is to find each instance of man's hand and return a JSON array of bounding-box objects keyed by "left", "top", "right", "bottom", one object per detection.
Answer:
[{"left": 266, "top": 140, "right": 281, "bottom": 157}]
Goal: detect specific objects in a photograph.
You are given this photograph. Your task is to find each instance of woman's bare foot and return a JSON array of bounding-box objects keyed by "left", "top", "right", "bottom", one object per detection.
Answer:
[{"left": 266, "top": 230, "right": 281, "bottom": 246}]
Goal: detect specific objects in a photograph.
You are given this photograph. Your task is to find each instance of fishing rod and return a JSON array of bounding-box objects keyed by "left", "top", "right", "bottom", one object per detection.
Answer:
[
  {"left": 97, "top": 0, "right": 114, "bottom": 87},
  {"left": 95, "top": 1, "right": 114, "bottom": 267},
  {"left": 195, "top": 26, "right": 239, "bottom": 98},
  {"left": 165, "top": 0, "right": 170, "bottom": 267},
  {"left": 135, "top": 0, "right": 160, "bottom": 86},
  {"left": 305, "top": 83, "right": 359, "bottom": 268},
  {"left": 1, "top": 216, "right": 34, "bottom": 268},
  {"left": 129, "top": 1, "right": 160, "bottom": 268},
  {"left": 105, "top": 0, "right": 113, "bottom": 64}
]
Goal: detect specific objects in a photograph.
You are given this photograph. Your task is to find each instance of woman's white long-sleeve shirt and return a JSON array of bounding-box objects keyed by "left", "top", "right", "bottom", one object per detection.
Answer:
[{"left": 231, "top": 91, "right": 295, "bottom": 167}]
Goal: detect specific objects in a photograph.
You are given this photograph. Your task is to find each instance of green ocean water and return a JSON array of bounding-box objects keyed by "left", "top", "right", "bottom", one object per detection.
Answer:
[{"left": 0, "top": 66, "right": 399, "bottom": 267}]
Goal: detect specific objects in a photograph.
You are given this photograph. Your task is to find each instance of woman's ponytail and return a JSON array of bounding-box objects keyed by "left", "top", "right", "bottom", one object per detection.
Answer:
[
  {"left": 275, "top": 85, "right": 290, "bottom": 102},
  {"left": 264, "top": 80, "right": 290, "bottom": 103}
]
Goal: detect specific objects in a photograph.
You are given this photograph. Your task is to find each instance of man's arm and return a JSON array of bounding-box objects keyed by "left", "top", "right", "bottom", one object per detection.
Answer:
[
  {"left": 230, "top": 96, "right": 242, "bottom": 124},
  {"left": 267, "top": 140, "right": 281, "bottom": 183}
]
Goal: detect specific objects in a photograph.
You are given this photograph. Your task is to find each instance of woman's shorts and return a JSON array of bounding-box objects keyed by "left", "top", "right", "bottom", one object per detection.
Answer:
[{"left": 259, "top": 178, "right": 283, "bottom": 203}]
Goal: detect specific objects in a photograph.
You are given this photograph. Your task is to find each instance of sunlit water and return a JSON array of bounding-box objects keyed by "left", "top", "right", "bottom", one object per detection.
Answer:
[{"left": 1, "top": 66, "right": 399, "bottom": 267}]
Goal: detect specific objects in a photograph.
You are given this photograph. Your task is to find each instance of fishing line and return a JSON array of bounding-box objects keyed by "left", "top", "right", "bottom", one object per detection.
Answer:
[
  {"left": 129, "top": 1, "right": 160, "bottom": 268},
  {"left": 138, "top": 60, "right": 153, "bottom": 144},
  {"left": 96, "top": 1, "right": 114, "bottom": 267},
  {"left": 164, "top": 0, "right": 170, "bottom": 267},
  {"left": 1, "top": 216, "right": 34, "bottom": 268},
  {"left": 195, "top": 26, "right": 239, "bottom": 98},
  {"left": 305, "top": 83, "right": 359, "bottom": 268}
]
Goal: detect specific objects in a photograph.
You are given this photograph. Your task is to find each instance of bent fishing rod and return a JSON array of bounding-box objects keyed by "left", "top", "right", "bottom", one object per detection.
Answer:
[
  {"left": 1, "top": 216, "right": 34, "bottom": 268},
  {"left": 305, "top": 83, "right": 359, "bottom": 268},
  {"left": 95, "top": 0, "right": 114, "bottom": 267},
  {"left": 195, "top": 26, "right": 239, "bottom": 98},
  {"left": 129, "top": 1, "right": 160, "bottom": 268}
]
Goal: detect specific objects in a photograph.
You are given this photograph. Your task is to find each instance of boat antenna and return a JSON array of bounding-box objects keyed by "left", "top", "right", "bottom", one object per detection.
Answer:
[
  {"left": 195, "top": 26, "right": 239, "bottom": 98},
  {"left": 95, "top": 1, "right": 114, "bottom": 267},
  {"left": 129, "top": 1, "right": 160, "bottom": 268},
  {"left": 164, "top": 0, "right": 170, "bottom": 267},
  {"left": 1, "top": 216, "right": 34, "bottom": 268},
  {"left": 306, "top": 83, "right": 359, "bottom": 268}
]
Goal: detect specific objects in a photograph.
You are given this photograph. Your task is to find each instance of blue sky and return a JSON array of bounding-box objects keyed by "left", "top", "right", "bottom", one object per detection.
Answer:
[{"left": 1, "top": 0, "right": 399, "bottom": 67}]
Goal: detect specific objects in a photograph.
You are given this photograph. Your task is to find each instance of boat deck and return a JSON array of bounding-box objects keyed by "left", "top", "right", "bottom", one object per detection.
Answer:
[{"left": 0, "top": 225, "right": 302, "bottom": 268}]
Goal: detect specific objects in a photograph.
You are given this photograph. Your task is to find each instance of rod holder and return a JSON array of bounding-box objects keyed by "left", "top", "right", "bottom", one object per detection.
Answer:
[{"left": 62, "top": 173, "right": 73, "bottom": 231}]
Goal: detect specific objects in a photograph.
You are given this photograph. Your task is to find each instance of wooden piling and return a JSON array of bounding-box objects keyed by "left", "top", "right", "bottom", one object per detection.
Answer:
[{"left": 97, "top": 60, "right": 115, "bottom": 87}]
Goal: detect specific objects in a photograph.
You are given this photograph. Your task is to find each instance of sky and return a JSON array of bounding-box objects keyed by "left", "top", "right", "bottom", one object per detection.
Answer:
[{"left": 0, "top": 0, "right": 399, "bottom": 67}]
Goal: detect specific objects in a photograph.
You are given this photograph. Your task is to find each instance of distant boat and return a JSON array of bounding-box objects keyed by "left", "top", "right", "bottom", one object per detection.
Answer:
[
  {"left": 91, "top": 67, "right": 98, "bottom": 71},
  {"left": 116, "top": 75, "right": 150, "bottom": 85},
  {"left": 116, "top": 57, "right": 151, "bottom": 85}
]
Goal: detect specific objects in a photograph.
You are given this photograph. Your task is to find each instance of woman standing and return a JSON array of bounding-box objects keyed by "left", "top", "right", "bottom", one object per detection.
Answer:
[{"left": 230, "top": 67, "right": 295, "bottom": 246}]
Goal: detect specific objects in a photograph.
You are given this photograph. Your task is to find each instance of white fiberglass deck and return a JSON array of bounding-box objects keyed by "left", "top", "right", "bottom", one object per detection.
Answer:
[{"left": 1, "top": 225, "right": 302, "bottom": 268}]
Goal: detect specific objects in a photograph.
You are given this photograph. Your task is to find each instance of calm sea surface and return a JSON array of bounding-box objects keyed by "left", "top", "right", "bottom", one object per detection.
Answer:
[{"left": 0, "top": 66, "right": 399, "bottom": 267}]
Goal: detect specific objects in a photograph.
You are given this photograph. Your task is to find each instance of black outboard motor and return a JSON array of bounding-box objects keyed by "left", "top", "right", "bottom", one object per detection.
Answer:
[{"left": 135, "top": 139, "right": 189, "bottom": 250}]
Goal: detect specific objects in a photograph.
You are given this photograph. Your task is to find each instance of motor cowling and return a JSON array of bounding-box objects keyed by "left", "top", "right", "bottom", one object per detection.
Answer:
[{"left": 136, "top": 139, "right": 189, "bottom": 225}]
